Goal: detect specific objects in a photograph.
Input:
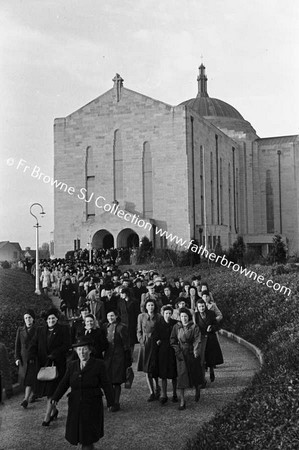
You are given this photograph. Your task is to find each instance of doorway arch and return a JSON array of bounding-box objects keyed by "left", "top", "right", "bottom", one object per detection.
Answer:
[
  {"left": 117, "top": 228, "right": 139, "bottom": 248},
  {"left": 92, "top": 229, "right": 114, "bottom": 249}
]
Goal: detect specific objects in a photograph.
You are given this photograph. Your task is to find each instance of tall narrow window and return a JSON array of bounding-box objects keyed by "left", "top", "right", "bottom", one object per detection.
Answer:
[
  {"left": 220, "top": 157, "right": 223, "bottom": 224},
  {"left": 86, "top": 146, "right": 95, "bottom": 217},
  {"left": 236, "top": 167, "right": 239, "bottom": 232},
  {"left": 113, "top": 130, "right": 123, "bottom": 200},
  {"left": 266, "top": 170, "right": 274, "bottom": 233},
  {"left": 200, "top": 146, "right": 204, "bottom": 225},
  {"left": 215, "top": 135, "right": 220, "bottom": 224},
  {"left": 228, "top": 163, "right": 231, "bottom": 231},
  {"left": 143, "top": 142, "right": 153, "bottom": 218},
  {"left": 210, "top": 152, "right": 214, "bottom": 224}
]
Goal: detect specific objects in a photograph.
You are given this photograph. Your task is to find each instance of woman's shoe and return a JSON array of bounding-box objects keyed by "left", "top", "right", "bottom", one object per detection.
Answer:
[
  {"left": 20, "top": 399, "right": 28, "bottom": 409},
  {"left": 147, "top": 393, "right": 156, "bottom": 402},
  {"left": 29, "top": 394, "right": 37, "bottom": 403},
  {"left": 42, "top": 419, "right": 51, "bottom": 426},
  {"left": 178, "top": 402, "right": 186, "bottom": 410},
  {"left": 172, "top": 394, "right": 178, "bottom": 403},
  {"left": 50, "top": 409, "right": 59, "bottom": 421},
  {"left": 159, "top": 397, "right": 168, "bottom": 405},
  {"left": 210, "top": 372, "right": 215, "bottom": 382},
  {"left": 111, "top": 403, "right": 120, "bottom": 412}
]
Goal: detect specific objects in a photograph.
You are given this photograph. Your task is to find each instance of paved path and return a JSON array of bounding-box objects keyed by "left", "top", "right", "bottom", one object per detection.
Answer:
[{"left": 0, "top": 333, "right": 260, "bottom": 450}]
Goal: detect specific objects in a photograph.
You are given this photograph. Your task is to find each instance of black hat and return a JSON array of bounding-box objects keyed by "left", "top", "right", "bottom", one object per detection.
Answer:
[
  {"left": 72, "top": 336, "right": 93, "bottom": 348},
  {"left": 24, "top": 309, "right": 36, "bottom": 320},
  {"left": 79, "top": 303, "right": 90, "bottom": 312},
  {"left": 45, "top": 308, "right": 60, "bottom": 319}
]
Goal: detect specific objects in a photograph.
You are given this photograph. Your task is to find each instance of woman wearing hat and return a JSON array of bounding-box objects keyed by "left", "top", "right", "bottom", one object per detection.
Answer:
[
  {"left": 51, "top": 336, "right": 114, "bottom": 450},
  {"left": 170, "top": 307, "right": 203, "bottom": 410},
  {"left": 15, "top": 309, "right": 37, "bottom": 408},
  {"left": 28, "top": 308, "right": 70, "bottom": 425}
]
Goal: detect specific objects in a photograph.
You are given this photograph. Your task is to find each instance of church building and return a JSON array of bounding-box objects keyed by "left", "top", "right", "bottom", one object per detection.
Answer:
[{"left": 53, "top": 65, "right": 299, "bottom": 258}]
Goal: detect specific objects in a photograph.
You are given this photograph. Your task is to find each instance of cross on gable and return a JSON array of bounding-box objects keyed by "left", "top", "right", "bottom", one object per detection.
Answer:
[{"left": 112, "top": 73, "right": 124, "bottom": 102}]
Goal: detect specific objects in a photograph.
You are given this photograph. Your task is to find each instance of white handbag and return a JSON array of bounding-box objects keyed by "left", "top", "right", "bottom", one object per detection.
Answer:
[{"left": 37, "top": 362, "right": 58, "bottom": 381}]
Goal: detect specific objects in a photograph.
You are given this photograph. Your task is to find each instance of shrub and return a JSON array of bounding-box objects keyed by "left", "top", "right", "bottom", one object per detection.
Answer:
[
  {"left": 270, "top": 234, "right": 287, "bottom": 264},
  {"left": 137, "top": 236, "right": 153, "bottom": 263},
  {"left": 1, "top": 260, "right": 11, "bottom": 269}
]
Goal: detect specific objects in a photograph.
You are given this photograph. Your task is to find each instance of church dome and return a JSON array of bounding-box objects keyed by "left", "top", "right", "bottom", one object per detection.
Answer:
[{"left": 179, "top": 64, "right": 244, "bottom": 120}]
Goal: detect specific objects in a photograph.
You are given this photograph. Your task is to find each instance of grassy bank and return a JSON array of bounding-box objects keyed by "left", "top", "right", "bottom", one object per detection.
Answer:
[{"left": 0, "top": 268, "right": 52, "bottom": 383}]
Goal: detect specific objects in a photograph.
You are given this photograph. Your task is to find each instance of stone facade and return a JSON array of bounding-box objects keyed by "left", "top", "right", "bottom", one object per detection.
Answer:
[{"left": 53, "top": 68, "right": 299, "bottom": 258}]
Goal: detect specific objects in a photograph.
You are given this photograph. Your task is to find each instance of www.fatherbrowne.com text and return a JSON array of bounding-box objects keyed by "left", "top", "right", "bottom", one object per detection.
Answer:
[{"left": 8, "top": 157, "right": 291, "bottom": 296}]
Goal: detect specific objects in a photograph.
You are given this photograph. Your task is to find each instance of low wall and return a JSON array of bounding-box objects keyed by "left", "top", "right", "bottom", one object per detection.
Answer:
[{"left": 219, "top": 329, "right": 264, "bottom": 367}]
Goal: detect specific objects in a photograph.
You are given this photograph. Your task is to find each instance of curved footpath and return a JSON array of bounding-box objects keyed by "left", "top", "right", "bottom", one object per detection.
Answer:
[{"left": 0, "top": 295, "right": 261, "bottom": 449}]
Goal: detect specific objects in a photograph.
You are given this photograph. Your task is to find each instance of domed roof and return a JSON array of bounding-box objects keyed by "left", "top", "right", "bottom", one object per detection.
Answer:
[
  {"left": 179, "top": 64, "right": 244, "bottom": 120},
  {"left": 180, "top": 96, "right": 244, "bottom": 120}
]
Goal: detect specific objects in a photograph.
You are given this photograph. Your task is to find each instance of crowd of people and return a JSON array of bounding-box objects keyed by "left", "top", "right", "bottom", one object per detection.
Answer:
[{"left": 14, "top": 253, "right": 224, "bottom": 450}]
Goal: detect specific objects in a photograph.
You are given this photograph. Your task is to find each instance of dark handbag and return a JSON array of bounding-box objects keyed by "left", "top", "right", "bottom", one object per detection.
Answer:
[
  {"left": 124, "top": 366, "right": 134, "bottom": 389},
  {"left": 37, "top": 362, "right": 58, "bottom": 381}
]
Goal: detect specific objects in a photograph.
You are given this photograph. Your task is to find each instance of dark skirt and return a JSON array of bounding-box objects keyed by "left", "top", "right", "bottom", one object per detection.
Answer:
[
  {"left": 205, "top": 333, "right": 224, "bottom": 368},
  {"left": 157, "top": 341, "right": 177, "bottom": 380},
  {"left": 36, "top": 362, "right": 67, "bottom": 397},
  {"left": 176, "top": 348, "right": 204, "bottom": 389},
  {"left": 137, "top": 338, "right": 158, "bottom": 376}
]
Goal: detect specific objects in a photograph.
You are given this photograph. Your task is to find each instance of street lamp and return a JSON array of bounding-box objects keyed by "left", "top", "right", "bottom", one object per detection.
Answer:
[
  {"left": 30, "top": 203, "right": 46, "bottom": 295},
  {"left": 87, "top": 234, "right": 92, "bottom": 264}
]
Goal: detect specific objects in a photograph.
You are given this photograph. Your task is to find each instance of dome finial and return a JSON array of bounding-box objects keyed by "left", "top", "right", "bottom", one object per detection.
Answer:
[{"left": 197, "top": 63, "right": 208, "bottom": 98}]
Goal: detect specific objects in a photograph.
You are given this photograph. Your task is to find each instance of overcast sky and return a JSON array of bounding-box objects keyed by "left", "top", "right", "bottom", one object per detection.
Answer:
[{"left": 1, "top": 0, "right": 298, "bottom": 250}]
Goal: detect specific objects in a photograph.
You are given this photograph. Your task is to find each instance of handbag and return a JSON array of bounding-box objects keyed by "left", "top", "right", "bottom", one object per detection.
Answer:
[
  {"left": 37, "top": 362, "right": 58, "bottom": 381},
  {"left": 124, "top": 366, "right": 134, "bottom": 389}
]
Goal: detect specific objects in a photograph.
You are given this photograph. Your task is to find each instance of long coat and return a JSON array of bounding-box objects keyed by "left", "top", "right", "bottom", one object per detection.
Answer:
[
  {"left": 118, "top": 298, "right": 139, "bottom": 346},
  {"left": 170, "top": 322, "right": 204, "bottom": 389},
  {"left": 15, "top": 325, "right": 37, "bottom": 387},
  {"left": 194, "top": 310, "right": 224, "bottom": 368},
  {"left": 136, "top": 312, "right": 163, "bottom": 375},
  {"left": 28, "top": 323, "right": 70, "bottom": 397},
  {"left": 104, "top": 321, "right": 130, "bottom": 384},
  {"left": 156, "top": 318, "right": 177, "bottom": 380},
  {"left": 52, "top": 357, "right": 114, "bottom": 446}
]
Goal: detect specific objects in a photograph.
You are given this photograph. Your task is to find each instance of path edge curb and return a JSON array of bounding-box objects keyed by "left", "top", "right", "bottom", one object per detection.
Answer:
[{"left": 219, "top": 329, "right": 264, "bottom": 367}]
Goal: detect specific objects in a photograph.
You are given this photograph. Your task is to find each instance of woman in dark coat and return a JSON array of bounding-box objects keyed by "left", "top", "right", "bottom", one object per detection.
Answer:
[
  {"left": 170, "top": 307, "right": 203, "bottom": 410},
  {"left": 15, "top": 309, "right": 38, "bottom": 408},
  {"left": 28, "top": 308, "right": 70, "bottom": 425},
  {"left": 51, "top": 336, "right": 114, "bottom": 450},
  {"left": 104, "top": 310, "right": 131, "bottom": 411},
  {"left": 156, "top": 305, "right": 178, "bottom": 404},
  {"left": 137, "top": 299, "right": 163, "bottom": 401},
  {"left": 60, "top": 278, "right": 78, "bottom": 319},
  {"left": 194, "top": 299, "right": 224, "bottom": 383},
  {"left": 118, "top": 287, "right": 139, "bottom": 358}
]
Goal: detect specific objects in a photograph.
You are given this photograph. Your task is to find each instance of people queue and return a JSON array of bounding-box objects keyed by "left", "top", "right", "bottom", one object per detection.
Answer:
[{"left": 15, "top": 258, "right": 224, "bottom": 449}]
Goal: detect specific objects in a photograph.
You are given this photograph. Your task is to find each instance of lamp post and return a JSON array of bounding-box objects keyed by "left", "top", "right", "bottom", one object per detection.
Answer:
[
  {"left": 87, "top": 234, "right": 92, "bottom": 264},
  {"left": 30, "top": 203, "right": 46, "bottom": 295}
]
